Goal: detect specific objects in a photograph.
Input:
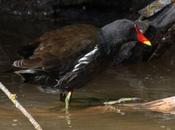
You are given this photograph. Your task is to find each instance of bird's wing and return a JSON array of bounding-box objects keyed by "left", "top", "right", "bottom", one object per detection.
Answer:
[
  {"left": 54, "top": 45, "right": 101, "bottom": 91},
  {"left": 13, "top": 24, "right": 98, "bottom": 69}
]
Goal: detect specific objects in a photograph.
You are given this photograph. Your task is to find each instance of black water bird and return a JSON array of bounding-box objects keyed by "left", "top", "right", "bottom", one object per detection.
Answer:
[{"left": 13, "top": 19, "right": 151, "bottom": 110}]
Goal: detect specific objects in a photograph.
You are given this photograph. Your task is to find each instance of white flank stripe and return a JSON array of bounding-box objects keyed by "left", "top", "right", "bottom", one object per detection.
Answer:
[{"left": 72, "top": 46, "right": 98, "bottom": 72}]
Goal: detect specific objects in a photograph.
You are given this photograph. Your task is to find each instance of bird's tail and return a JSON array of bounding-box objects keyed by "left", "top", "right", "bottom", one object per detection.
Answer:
[{"left": 13, "top": 58, "right": 42, "bottom": 69}]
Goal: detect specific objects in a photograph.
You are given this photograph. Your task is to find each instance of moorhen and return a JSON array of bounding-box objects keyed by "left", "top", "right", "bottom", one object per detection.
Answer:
[{"left": 13, "top": 19, "right": 151, "bottom": 110}]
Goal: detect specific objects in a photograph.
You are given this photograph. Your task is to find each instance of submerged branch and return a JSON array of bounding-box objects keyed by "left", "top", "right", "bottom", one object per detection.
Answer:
[{"left": 0, "top": 82, "right": 43, "bottom": 130}]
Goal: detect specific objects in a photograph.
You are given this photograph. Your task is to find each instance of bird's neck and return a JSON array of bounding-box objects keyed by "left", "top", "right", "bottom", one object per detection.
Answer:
[{"left": 100, "top": 26, "right": 130, "bottom": 55}]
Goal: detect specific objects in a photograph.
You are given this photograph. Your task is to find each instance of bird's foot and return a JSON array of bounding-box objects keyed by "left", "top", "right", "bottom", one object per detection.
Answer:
[
  {"left": 65, "top": 91, "right": 72, "bottom": 112},
  {"left": 59, "top": 91, "right": 73, "bottom": 112}
]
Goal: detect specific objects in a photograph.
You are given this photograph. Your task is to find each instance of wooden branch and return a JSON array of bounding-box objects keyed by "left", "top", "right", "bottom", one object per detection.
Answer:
[
  {"left": 0, "top": 82, "right": 43, "bottom": 130},
  {"left": 104, "top": 96, "right": 175, "bottom": 114}
]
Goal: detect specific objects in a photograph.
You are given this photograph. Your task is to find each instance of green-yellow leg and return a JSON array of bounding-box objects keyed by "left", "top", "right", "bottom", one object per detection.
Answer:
[{"left": 65, "top": 91, "right": 72, "bottom": 111}]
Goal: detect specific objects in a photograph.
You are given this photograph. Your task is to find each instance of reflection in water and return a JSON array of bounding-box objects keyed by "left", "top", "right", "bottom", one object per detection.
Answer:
[{"left": 65, "top": 111, "right": 72, "bottom": 128}]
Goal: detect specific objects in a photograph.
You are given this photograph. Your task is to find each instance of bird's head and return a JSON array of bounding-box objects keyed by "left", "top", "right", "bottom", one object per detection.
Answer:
[{"left": 100, "top": 19, "right": 152, "bottom": 55}]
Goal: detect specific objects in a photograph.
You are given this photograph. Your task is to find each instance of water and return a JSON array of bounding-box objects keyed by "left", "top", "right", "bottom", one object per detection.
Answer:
[{"left": 0, "top": 12, "right": 175, "bottom": 130}]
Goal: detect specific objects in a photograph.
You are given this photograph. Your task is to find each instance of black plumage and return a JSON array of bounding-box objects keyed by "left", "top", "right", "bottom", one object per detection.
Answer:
[{"left": 13, "top": 19, "right": 151, "bottom": 92}]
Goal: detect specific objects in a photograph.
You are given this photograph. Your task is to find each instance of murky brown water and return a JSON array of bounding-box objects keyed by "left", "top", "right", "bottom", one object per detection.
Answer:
[{"left": 0, "top": 12, "right": 175, "bottom": 130}]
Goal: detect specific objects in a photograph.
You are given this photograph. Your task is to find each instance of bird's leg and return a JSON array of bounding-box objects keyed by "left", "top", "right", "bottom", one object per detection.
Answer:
[
  {"left": 59, "top": 90, "right": 73, "bottom": 111},
  {"left": 65, "top": 91, "right": 73, "bottom": 111}
]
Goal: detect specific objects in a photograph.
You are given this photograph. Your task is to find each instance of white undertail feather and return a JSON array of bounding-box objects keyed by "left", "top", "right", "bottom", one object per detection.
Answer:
[
  {"left": 13, "top": 60, "right": 25, "bottom": 68},
  {"left": 13, "top": 58, "right": 42, "bottom": 69}
]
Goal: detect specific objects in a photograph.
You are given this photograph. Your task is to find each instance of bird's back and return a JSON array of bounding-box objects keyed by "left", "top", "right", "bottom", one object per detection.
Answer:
[{"left": 13, "top": 24, "right": 99, "bottom": 73}]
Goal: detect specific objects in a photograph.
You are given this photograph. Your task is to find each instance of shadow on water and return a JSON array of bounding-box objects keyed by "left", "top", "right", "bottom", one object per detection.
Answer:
[{"left": 0, "top": 11, "right": 175, "bottom": 130}]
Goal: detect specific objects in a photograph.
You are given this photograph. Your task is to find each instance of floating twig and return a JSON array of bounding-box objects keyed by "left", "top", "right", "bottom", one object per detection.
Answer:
[
  {"left": 103, "top": 97, "right": 140, "bottom": 105},
  {"left": 0, "top": 82, "right": 43, "bottom": 130}
]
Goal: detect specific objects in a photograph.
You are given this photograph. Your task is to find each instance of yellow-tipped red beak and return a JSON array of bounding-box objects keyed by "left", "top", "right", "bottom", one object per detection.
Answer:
[
  {"left": 135, "top": 24, "right": 152, "bottom": 46},
  {"left": 137, "top": 32, "right": 152, "bottom": 46},
  {"left": 143, "top": 40, "right": 152, "bottom": 46}
]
